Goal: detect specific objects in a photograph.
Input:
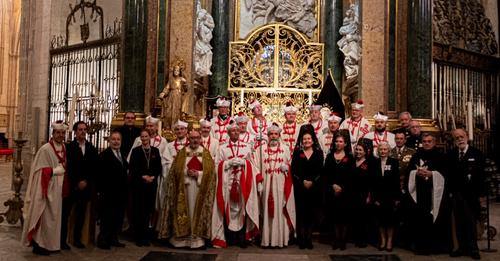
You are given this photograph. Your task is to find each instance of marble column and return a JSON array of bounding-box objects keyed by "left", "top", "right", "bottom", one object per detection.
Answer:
[
  {"left": 144, "top": 0, "right": 158, "bottom": 114},
  {"left": 209, "top": 0, "right": 229, "bottom": 96},
  {"left": 122, "top": 0, "right": 147, "bottom": 112},
  {"left": 167, "top": 0, "right": 196, "bottom": 113},
  {"left": 407, "top": 0, "right": 432, "bottom": 118},
  {"left": 360, "top": 0, "right": 388, "bottom": 116},
  {"left": 323, "top": 0, "right": 343, "bottom": 91}
]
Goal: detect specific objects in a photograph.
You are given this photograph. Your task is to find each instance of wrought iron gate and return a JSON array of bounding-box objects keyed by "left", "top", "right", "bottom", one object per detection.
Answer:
[{"left": 48, "top": 1, "right": 121, "bottom": 150}]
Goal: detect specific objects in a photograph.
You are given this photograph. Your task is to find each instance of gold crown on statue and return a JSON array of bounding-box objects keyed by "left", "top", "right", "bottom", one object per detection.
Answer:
[{"left": 171, "top": 57, "right": 186, "bottom": 71}]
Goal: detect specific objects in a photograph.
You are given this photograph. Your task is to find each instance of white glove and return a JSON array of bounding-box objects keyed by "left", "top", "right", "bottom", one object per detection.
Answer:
[
  {"left": 53, "top": 164, "right": 65, "bottom": 176},
  {"left": 234, "top": 157, "right": 245, "bottom": 166},
  {"left": 255, "top": 134, "right": 265, "bottom": 141},
  {"left": 280, "top": 164, "right": 289, "bottom": 173},
  {"left": 257, "top": 183, "right": 263, "bottom": 193}
]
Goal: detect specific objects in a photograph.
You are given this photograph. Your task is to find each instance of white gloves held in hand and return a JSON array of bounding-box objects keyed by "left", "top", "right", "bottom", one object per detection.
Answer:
[{"left": 53, "top": 164, "right": 65, "bottom": 176}]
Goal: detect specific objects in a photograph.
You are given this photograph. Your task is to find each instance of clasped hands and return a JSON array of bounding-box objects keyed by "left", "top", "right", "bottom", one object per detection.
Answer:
[
  {"left": 416, "top": 166, "right": 432, "bottom": 180},
  {"left": 142, "top": 175, "right": 155, "bottom": 183},
  {"left": 187, "top": 169, "right": 199, "bottom": 178}
]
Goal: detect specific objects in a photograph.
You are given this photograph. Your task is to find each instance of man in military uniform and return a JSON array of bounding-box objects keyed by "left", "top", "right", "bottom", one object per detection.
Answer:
[
  {"left": 390, "top": 131, "right": 416, "bottom": 249},
  {"left": 392, "top": 112, "right": 412, "bottom": 138},
  {"left": 405, "top": 120, "right": 422, "bottom": 151}
]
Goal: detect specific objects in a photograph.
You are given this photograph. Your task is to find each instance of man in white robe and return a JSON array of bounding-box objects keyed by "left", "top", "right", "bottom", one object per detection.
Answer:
[
  {"left": 235, "top": 112, "right": 256, "bottom": 150},
  {"left": 210, "top": 97, "right": 232, "bottom": 143},
  {"left": 362, "top": 112, "right": 396, "bottom": 157},
  {"left": 165, "top": 120, "right": 189, "bottom": 172},
  {"left": 253, "top": 125, "right": 296, "bottom": 247},
  {"left": 340, "top": 100, "right": 372, "bottom": 151},
  {"left": 281, "top": 103, "right": 300, "bottom": 154},
  {"left": 319, "top": 113, "right": 343, "bottom": 158},
  {"left": 159, "top": 129, "right": 216, "bottom": 249},
  {"left": 200, "top": 119, "right": 218, "bottom": 159},
  {"left": 212, "top": 122, "right": 260, "bottom": 248},
  {"left": 302, "top": 105, "right": 328, "bottom": 137},
  {"left": 247, "top": 100, "right": 272, "bottom": 143},
  {"left": 22, "top": 121, "right": 68, "bottom": 255}
]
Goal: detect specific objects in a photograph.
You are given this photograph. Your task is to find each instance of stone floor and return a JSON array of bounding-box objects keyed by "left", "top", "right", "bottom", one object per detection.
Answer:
[{"left": 1, "top": 161, "right": 500, "bottom": 261}]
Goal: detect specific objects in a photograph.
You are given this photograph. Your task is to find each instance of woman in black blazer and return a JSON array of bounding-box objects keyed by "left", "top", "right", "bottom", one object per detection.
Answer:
[
  {"left": 292, "top": 125, "right": 324, "bottom": 249},
  {"left": 129, "top": 129, "right": 162, "bottom": 246},
  {"left": 372, "top": 142, "right": 400, "bottom": 251}
]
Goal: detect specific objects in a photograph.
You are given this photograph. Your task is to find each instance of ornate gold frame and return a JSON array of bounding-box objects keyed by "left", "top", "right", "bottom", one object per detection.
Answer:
[
  {"left": 234, "top": 0, "right": 321, "bottom": 42},
  {"left": 228, "top": 23, "right": 324, "bottom": 124}
]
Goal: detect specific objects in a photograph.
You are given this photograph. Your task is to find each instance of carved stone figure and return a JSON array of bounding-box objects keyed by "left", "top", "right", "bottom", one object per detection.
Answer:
[
  {"left": 158, "top": 60, "right": 188, "bottom": 130},
  {"left": 242, "top": 0, "right": 317, "bottom": 38},
  {"left": 337, "top": 3, "right": 361, "bottom": 103},
  {"left": 194, "top": 0, "right": 215, "bottom": 77}
]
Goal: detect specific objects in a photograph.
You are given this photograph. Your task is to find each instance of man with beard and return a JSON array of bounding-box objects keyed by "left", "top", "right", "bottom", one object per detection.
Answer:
[
  {"left": 212, "top": 122, "right": 260, "bottom": 248},
  {"left": 159, "top": 129, "right": 216, "bottom": 249},
  {"left": 210, "top": 97, "right": 232, "bottom": 143},
  {"left": 199, "top": 119, "right": 218, "bottom": 159},
  {"left": 22, "top": 121, "right": 68, "bottom": 255},
  {"left": 281, "top": 103, "right": 300, "bottom": 154},
  {"left": 392, "top": 112, "right": 412, "bottom": 138},
  {"left": 407, "top": 133, "right": 448, "bottom": 255},
  {"left": 340, "top": 100, "right": 372, "bottom": 151},
  {"left": 302, "top": 104, "right": 327, "bottom": 137},
  {"left": 253, "top": 124, "right": 296, "bottom": 248},
  {"left": 362, "top": 112, "right": 395, "bottom": 157},
  {"left": 446, "top": 128, "right": 484, "bottom": 260},
  {"left": 406, "top": 120, "right": 423, "bottom": 151}
]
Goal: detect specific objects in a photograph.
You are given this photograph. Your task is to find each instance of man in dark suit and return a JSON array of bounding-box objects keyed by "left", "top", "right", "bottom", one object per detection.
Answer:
[
  {"left": 405, "top": 120, "right": 422, "bottom": 151},
  {"left": 447, "top": 128, "right": 485, "bottom": 260},
  {"left": 96, "top": 131, "right": 128, "bottom": 249},
  {"left": 115, "top": 111, "right": 141, "bottom": 157},
  {"left": 61, "top": 121, "right": 98, "bottom": 249}
]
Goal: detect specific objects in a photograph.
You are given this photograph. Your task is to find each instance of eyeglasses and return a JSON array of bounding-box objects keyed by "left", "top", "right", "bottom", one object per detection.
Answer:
[{"left": 125, "top": 117, "right": 135, "bottom": 119}]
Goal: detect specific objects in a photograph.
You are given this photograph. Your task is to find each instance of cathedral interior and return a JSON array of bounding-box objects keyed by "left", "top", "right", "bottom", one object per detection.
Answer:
[{"left": 0, "top": 0, "right": 499, "bottom": 162}]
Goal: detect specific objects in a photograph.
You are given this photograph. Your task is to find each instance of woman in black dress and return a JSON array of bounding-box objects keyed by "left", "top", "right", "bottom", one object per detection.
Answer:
[
  {"left": 324, "top": 134, "right": 355, "bottom": 250},
  {"left": 351, "top": 141, "right": 374, "bottom": 248},
  {"left": 291, "top": 125, "right": 324, "bottom": 249},
  {"left": 372, "top": 142, "right": 400, "bottom": 251},
  {"left": 129, "top": 129, "right": 162, "bottom": 246}
]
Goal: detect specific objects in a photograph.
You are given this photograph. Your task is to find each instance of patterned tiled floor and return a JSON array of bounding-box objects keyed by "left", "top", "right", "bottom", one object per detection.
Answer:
[{"left": 1, "top": 161, "right": 499, "bottom": 261}]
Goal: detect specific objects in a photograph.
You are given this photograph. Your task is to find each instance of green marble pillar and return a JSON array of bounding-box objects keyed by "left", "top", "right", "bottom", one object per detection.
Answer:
[
  {"left": 156, "top": 0, "right": 167, "bottom": 94},
  {"left": 209, "top": 0, "right": 230, "bottom": 96},
  {"left": 407, "top": 0, "right": 432, "bottom": 118},
  {"left": 121, "top": 0, "right": 148, "bottom": 112},
  {"left": 324, "top": 0, "right": 343, "bottom": 91}
]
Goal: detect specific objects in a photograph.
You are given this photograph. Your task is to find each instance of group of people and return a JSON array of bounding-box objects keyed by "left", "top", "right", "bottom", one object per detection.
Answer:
[{"left": 21, "top": 98, "right": 486, "bottom": 260}]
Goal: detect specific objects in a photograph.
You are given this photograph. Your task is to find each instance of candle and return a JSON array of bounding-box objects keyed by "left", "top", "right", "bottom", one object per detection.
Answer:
[
  {"left": 467, "top": 101, "right": 473, "bottom": 141},
  {"left": 240, "top": 89, "right": 244, "bottom": 107},
  {"left": 308, "top": 90, "right": 312, "bottom": 106},
  {"left": 486, "top": 109, "right": 491, "bottom": 130}
]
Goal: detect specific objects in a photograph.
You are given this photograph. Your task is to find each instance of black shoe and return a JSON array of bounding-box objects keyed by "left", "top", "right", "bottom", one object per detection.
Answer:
[
  {"left": 306, "top": 242, "right": 313, "bottom": 249},
  {"left": 299, "top": 243, "right": 306, "bottom": 249},
  {"left": 97, "top": 243, "right": 111, "bottom": 250},
  {"left": 61, "top": 242, "right": 71, "bottom": 250},
  {"left": 470, "top": 252, "right": 481, "bottom": 260},
  {"left": 110, "top": 241, "right": 126, "bottom": 247},
  {"left": 32, "top": 245, "right": 50, "bottom": 256},
  {"left": 239, "top": 241, "right": 248, "bottom": 249},
  {"left": 378, "top": 245, "right": 386, "bottom": 251},
  {"left": 449, "top": 250, "right": 463, "bottom": 257},
  {"left": 142, "top": 240, "right": 151, "bottom": 247},
  {"left": 73, "top": 241, "right": 85, "bottom": 249},
  {"left": 386, "top": 247, "right": 393, "bottom": 252},
  {"left": 355, "top": 242, "right": 367, "bottom": 248},
  {"left": 339, "top": 242, "right": 346, "bottom": 251},
  {"left": 135, "top": 241, "right": 143, "bottom": 247},
  {"left": 331, "top": 242, "right": 338, "bottom": 250}
]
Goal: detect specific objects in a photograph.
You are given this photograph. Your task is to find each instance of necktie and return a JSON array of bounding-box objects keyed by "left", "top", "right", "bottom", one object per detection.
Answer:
[
  {"left": 115, "top": 150, "right": 123, "bottom": 164},
  {"left": 459, "top": 151, "right": 465, "bottom": 161}
]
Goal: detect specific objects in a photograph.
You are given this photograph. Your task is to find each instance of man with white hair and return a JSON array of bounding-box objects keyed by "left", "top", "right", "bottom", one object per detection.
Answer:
[
  {"left": 165, "top": 120, "right": 189, "bottom": 171},
  {"left": 340, "top": 100, "right": 372, "bottom": 150},
  {"left": 235, "top": 112, "right": 256, "bottom": 149},
  {"left": 282, "top": 103, "right": 300, "bottom": 153},
  {"left": 252, "top": 124, "right": 295, "bottom": 248},
  {"left": 210, "top": 97, "right": 232, "bottom": 143},
  {"left": 303, "top": 104, "right": 327, "bottom": 137},
  {"left": 247, "top": 99, "right": 272, "bottom": 142},
  {"left": 319, "top": 112, "right": 347, "bottom": 157},
  {"left": 392, "top": 111, "right": 412, "bottom": 137},
  {"left": 22, "top": 121, "right": 68, "bottom": 255},
  {"left": 212, "top": 121, "right": 260, "bottom": 248},
  {"left": 199, "top": 119, "right": 218, "bottom": 159},
  {"left": 362, "top": 112, "right": 396, "bottom": 157}
]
